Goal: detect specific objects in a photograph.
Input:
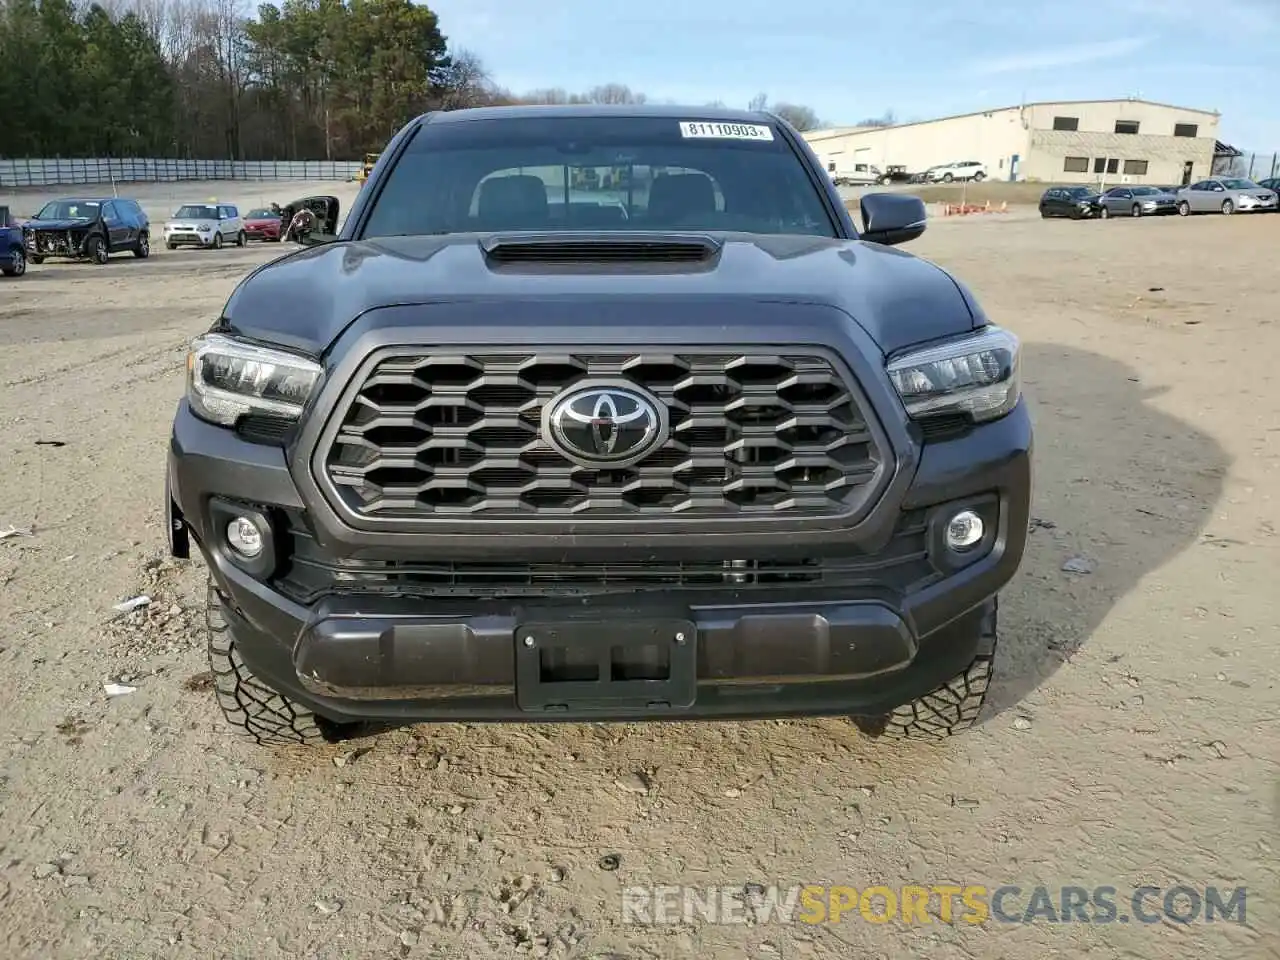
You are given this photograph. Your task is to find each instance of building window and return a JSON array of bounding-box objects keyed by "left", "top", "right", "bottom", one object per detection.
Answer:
[
  {"left": 1064, "top": 156, "right": 1089, "bottom": 173},
  {"left": 1123, "top": 159, "right": 1149, "bottom": 176},
  {"left": 1094, "top": 157, "right": 1119, "bottom": 174},
  {"left": 1053, "top": 116, "right": 1079, "bottom": 131},
  {"left": 1174, "top": 123, "right": 1198, "bottom": 138},
  {"left": 827, "top": 161, "right": 836, "bottom": 172},
  {"left": 1115, "top": 120, "right": 1140, "bottom": 134}
]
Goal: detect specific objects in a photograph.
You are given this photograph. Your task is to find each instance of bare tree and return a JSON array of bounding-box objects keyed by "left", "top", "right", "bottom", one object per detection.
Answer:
[
  {"left": 772, "top": 102, "right": 821, "bottom": 131},
  {"left": 747, "top": 92, "right": 768, "bottom": 112},
  {"left": 586, "top": 83, "right": 646, "bottom": 104},
  {"left": 856, "top": 110, "right": 896, "bottom": 128}
]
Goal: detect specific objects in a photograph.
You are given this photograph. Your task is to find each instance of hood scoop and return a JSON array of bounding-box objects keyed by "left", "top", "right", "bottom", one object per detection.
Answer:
[{"left": 480, "top": 232, "right": 722, "bottom": 264}]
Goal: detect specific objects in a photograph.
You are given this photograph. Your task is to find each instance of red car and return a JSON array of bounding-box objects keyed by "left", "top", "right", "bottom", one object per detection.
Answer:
[{"left": 242, "top": 207, "right": 282, "bottom": 242}]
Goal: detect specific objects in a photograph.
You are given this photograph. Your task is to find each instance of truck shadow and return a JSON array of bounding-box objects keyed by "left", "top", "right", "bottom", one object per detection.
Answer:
[{"left": 979, "top": 340, "right": 1227, "bottom": 723}]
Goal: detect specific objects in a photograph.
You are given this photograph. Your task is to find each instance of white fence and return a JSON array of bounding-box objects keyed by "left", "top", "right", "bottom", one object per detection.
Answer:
[{"left": 0, "top": 157, "right": 363, "bottom": 188}]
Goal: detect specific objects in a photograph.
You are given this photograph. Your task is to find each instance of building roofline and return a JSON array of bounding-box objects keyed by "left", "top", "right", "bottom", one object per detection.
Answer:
[{"left": 804, "top": 98, "right": 1220, "bottom": 140}]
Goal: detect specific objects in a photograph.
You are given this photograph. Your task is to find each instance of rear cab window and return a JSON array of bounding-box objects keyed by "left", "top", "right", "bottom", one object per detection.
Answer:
[{"left": 360, "top": 115, "right": 838, "bottom": 239}]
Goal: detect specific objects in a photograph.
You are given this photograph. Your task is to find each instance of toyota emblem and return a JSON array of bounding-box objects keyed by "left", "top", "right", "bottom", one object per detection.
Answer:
[{"left": 542, "top": 381, "right": 668, "bottom": 467}]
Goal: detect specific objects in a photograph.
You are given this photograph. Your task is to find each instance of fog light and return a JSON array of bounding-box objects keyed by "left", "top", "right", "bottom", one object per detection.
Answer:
[
  {"left": 944, "top": 510, "right": 985, "bottom": 551},
  {"left": 226, "top": 516, "right": 264, "bottom": 558}
]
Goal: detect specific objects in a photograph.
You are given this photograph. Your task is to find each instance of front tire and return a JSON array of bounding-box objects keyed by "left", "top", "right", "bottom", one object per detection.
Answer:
[
  {"left": 1178, "top": 200, "right": 1191, "bottom": 216},
  {"left": 206, "top": 580, "right": 332, "bottom": 746},
  {"left": 1099, "top": 206, "right": 1110, "bottom": 219},
  {"left": 236, "top": 230, "right": 247, "bottom": 247},
  {"left": 1132, "top": 203, "right": 1142, "bottom": 218},
  {"left": 1221, "top": 199, "right": 1234, "bottom": 215},
  {"left": 852, "top": 601, "right": 997, "bottom": 740},
  {"left": 972, "top": 171, "right": 986, "bottom": 182},
  {"left": 212, "top": 232, "right": 223, "bottom": 249},
  {"left": 86, "top": 235, "right": 109, "bottom": 265},
  {"left": 942, "top": 173, "right": 954, "bottom": 183},
  {"left": 133, "top": 233, "right": 150, "bottom": 259}
]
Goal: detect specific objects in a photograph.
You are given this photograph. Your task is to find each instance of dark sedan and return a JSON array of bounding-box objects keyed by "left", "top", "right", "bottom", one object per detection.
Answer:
[
  {"left": 1039, "top": 185, "right": 1101, "bottom": 219},
  {"left": 1096, "top": 185, "right": 1178, "bottom": 218},
  {"left": 1259, "top": 178, "right": 1280, "bottom": 210}
]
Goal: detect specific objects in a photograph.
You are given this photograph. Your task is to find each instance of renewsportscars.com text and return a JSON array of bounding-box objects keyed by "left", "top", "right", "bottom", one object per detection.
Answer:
[{"left": 621, "top": 884, "right": 1247, "bottom": 926}]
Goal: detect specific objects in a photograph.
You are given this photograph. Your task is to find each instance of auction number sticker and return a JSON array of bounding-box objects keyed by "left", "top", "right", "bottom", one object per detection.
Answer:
[{"left": 679, "top": 121, "right": 774, "bottom": 141}]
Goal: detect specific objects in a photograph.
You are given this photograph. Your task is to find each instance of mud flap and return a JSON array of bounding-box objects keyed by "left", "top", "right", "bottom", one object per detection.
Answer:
[{"left": 166, "top": 472, "right": 190, "bottom": 560}]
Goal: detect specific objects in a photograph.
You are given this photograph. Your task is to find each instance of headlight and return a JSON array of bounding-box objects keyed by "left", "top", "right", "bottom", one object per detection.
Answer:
[
  {"left": 887, "top": 326, "right": 1020, "bottom": 424},
  {"left": 187, "top": 333, "right": 322, "bottom": 427}
]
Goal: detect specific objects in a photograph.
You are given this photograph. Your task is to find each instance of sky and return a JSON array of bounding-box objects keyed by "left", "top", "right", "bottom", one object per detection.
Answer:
[{"left": 426, "top": 0, "right": 1280, "bottom": 150}]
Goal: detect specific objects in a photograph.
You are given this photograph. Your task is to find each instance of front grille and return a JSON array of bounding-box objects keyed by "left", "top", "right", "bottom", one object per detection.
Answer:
[
  {"left": 320, "top": 350, "right": 886, "bottom": 520},
  {"left": 273, "top": 509, "right": 934, "bottom": 602}
]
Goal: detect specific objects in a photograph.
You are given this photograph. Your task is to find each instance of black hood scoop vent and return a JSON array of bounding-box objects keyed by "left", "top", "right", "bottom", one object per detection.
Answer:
[{"left": 481, "top": 232, "right": 722, "bottom": 265}]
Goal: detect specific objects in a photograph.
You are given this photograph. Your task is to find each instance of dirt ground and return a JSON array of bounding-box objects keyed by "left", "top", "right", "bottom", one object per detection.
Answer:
[{"left": 0, "top": 180, "right": 1277, "bottom": 959}]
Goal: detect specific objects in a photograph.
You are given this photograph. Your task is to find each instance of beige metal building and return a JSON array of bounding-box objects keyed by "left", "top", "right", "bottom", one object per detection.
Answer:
[{"left": 804, "top": 99, "right": 1221, "bottom": 186}]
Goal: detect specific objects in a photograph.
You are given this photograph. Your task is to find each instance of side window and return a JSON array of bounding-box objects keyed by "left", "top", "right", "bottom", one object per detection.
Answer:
[
  {"left": 101, "top": 201, "right": 117, "bottom": 219},
  {"left": 226, "top": 205, "right": 239, "bottom": 219},
  {"left": 854, "top": 164, "right": 867, "bottom": 172}
]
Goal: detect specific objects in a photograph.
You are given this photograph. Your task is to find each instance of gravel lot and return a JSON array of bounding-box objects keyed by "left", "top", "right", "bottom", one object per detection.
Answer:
[{"left": 0, "top": 180, "right": 1277, "bottom": 959}]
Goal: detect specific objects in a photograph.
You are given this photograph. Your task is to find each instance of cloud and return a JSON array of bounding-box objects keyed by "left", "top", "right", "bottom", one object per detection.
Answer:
[{"left": 969, "top": 37, "right": 1150, "bottom": 75}]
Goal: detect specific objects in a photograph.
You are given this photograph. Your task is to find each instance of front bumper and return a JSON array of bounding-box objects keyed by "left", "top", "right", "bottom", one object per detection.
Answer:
[
  {"left": 165, "top": 230, "right": 216, "bottom": 246},
  {"left": 169, "top": 388, "right": 1032, "bottom": 723}
]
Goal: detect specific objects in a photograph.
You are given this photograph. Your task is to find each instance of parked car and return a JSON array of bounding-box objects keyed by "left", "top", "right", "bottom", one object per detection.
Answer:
[
  {"left": 164, "top": 202, "right": 246, "bottom": 249},
  {"left": 166, "top": 104, "right": 1031, "bottom": 747},
  {"left": 1257, "top": 178, "right": 1280, "bottom": 210},
  {"left": 1095, "top": 185, "right": 1178, "bottom": 218},
  {"left": 926, "top": 161, "right": 987, "bottom": 183},
  {"left": 243, "top": 207, "right": 283, "bottom": 242},
  {"left": 1176, "top": 178, "right": 1278, "bottom": 215},
  {"left": 877, "top": 165, "right": 915, "bottom": 185},
  {"left": 1038, "top": 186, "right": 1101, "bottom": 219},
  {"left": 22, "top": 196, "right": 150, "bottom": 264},
  {"left": 0, "top": 205, "right": 26, "bottom": 277}
]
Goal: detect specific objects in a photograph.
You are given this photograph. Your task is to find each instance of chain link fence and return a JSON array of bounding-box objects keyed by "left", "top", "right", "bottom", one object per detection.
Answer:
[
  {"left": 1213, "top": 151, "right": 1280, "bottom": 181},
  {"left": 0, "top": 157, "right": 362, "bottom": 188}
]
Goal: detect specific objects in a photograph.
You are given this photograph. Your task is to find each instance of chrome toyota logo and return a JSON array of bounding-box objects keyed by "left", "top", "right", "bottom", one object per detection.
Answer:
[{"left": 542, "top": 381, "right": 668, "bottom": 467}]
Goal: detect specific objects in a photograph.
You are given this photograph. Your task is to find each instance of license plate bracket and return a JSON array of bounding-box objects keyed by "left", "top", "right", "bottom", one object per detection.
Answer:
[{"left": 514, "top": 617, "right": 697, "bottom": 714}]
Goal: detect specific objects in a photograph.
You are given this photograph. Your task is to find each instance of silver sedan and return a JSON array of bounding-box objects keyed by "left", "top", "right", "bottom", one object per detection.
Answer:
[
  {"left": 1176, "top": 178, "right": 1279, "bottom": 216},
  {"left": 1095, "top": 185, "right": 1178, "bottom": 218}
]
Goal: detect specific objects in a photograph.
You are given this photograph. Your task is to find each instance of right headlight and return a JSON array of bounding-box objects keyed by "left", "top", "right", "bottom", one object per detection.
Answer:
[
  {"left": 187, "top": 332, "right": 322, "bottom": 427},
  {"left": 887, "top": 325, "right": 1021, "bottom": 424}
]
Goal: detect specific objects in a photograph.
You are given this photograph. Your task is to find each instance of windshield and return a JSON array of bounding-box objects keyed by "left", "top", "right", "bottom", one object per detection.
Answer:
[
  {"left": 1221, "top": 178, "right": 1258, "bottom": 190},
  {"left": 175, "top": 205, "right": 219, "bottom": 220},
  {"left": 361, "top": 116, "right": 837, "bottom": 239},
  {"left": 1131, "top": 187, "right": 1160, "bottom": 196},
  {"left": 1065, "top": 187, "right": 1092, "bottom": 197},
  {"left": 36, "top": 200, "right": 100, "bottom": 220},
  {"left": 245, "top": 208, "right": 276, "bottom": 219}
]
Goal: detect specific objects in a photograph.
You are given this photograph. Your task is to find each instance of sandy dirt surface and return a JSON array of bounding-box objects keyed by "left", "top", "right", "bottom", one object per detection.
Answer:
[{"left": 0, "top": 183, "right": 1277, "bottom": 959}]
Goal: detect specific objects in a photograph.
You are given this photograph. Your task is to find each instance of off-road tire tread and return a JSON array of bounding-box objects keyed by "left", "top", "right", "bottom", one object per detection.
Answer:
[
  {"left": 206, "top": 581, "right": 325, "bottom": 745},
  {"left": 853, "top": 602, "right": 997, "bottom": 740}
]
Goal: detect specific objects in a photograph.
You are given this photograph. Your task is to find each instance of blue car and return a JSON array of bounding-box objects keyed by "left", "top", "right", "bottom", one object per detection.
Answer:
[{"left": 0, "top": 205, "right": 26, "bottom": 277}]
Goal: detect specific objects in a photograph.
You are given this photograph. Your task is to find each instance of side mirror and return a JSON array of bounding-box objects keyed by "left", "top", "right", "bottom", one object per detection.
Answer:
[
  {"left": 300, "top": 232, "right": 337, "bottom": 247},
  {"left": 859, "top": 193, "right": 927, "bottom": 246}
]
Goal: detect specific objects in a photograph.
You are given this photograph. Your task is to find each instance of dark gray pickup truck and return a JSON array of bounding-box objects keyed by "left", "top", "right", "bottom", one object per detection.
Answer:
[{"left": 167, "top": 105, "right": 1031, "bottom": 747}]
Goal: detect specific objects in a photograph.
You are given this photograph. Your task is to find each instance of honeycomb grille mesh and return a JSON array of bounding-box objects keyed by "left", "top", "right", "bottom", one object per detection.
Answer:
[{"left": 320, "top": 351, "right": 884, "bottom": 519}]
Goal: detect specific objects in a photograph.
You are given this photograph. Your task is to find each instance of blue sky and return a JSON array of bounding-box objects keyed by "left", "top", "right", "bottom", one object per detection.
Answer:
[{"left": 428, "top": 0, "right": 1279, "bottom": 150}]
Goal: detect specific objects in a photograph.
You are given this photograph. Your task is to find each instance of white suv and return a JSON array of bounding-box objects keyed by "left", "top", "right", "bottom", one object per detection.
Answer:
[
  {"left": 926, "top": 162, "right": 988, "bottom": 183},
  {"left": 163, "top": 202, "right": 247, "bottom": 250}
]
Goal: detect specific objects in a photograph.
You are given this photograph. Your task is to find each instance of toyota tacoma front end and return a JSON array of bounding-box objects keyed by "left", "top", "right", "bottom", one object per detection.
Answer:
[{"left": 167, "top": 105, "right": 1032, "bottom": 746}]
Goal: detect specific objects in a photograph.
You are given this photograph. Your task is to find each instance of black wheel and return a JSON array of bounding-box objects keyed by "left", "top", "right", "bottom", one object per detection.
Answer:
[
  {"left": 1099, "top": 206, "right": 1110, "bottom": 219},
  {"left": 972, "top": 171, "right": 986, "bottom": 182},
  {"left": 206, "top": 580, "right": 345, "bottom": 746},
  {"left": 236, "top": 230, "right": 247, "bottom": 247},
  {"left": 166, "top": 241, "right": 177, "bottom": 250},
  {"left": 1, "top": 247, "right": 25, "bottom": 277},
  {"left": 852, "top": 600, "right": 997, "bottom": 740},
  {"left": 133, "top": 232, "right": 150, "bottom": 259},
  {"left": 212, "top": 232, "right": 223, "bottom": 249},
  {"left": 1132, "top": 203, "right": 1142, "bottom": 218},
  {"left": 1221, "top": 199, "right": 1234, "bottom": 215},
  {"left": 86, "top": 235, "right": 109, "bottom": 265},
  {"left": 942, "top": 172, "right": 954, "bottom": 183},
  {"left": 1178, "top": 200, "right": 1191, "bottom": 217}
]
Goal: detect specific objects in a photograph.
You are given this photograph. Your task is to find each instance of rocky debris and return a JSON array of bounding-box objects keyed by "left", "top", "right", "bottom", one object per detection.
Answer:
[
  {"left": 103, "top": 555, "right": 200, "bottom": 672},
  {"left": 1012, "top": 715, "right": 1033, "bottom": 730},
  {"left": 614, "top": 772, "right": 650, "bottom": 795},
  {"left": 1062, "top": 556, "right": 1096, "bottom": 574}
]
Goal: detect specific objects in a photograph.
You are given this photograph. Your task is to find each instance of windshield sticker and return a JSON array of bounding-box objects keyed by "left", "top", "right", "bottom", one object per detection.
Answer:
[{"left": 679, "top": 121, "right": 774, "bottom": 142}]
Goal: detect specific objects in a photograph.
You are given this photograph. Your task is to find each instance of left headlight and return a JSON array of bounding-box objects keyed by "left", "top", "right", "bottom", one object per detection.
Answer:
[
  {"left": 187, "top": 332, "right": 322, "bottom": 427},
  {"left": 887, "top": 325, "right": 1021, "bottom": 424}
]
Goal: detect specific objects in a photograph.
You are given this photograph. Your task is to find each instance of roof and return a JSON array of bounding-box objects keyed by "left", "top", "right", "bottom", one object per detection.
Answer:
[
  {"left": 427, "top": 103, "right": 775, "bottom": 124},
  {"left": 804, "top": 98, "right": 1221, "bottom": 141}
]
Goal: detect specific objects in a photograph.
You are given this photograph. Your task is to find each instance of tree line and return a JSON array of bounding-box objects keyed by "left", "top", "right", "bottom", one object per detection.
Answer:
[{"left": 0, "top": 0, "right": 833, "bottom": 161}]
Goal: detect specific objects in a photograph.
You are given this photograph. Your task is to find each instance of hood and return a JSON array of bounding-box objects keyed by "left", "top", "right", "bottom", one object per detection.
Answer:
[
  {"left": 26, "top": 217, "right": 93, "bottom": 231},
  {"left": 221, "top": 233, "right": 979, "bottom": 358}
]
